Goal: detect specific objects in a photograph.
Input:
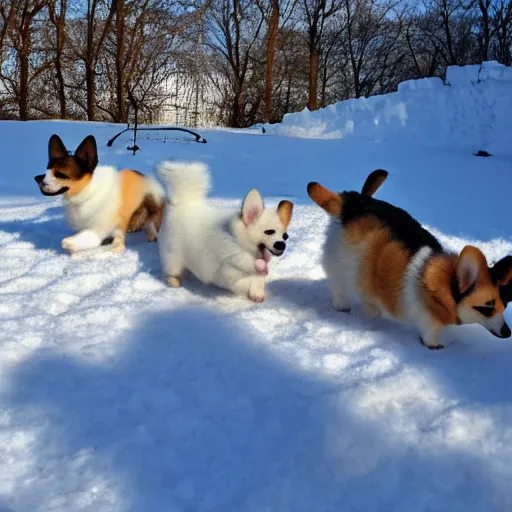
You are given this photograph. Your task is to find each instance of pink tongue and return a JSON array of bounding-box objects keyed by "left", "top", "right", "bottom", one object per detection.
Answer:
[{"left": 263, "top": 248, "right": 272, "bottom": 262}]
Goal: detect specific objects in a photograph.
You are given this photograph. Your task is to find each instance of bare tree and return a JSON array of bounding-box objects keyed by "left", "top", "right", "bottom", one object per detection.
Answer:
[
  {"left": 257, "top": 0, "right": 298, "bottom": 121},
  {"left": 78, "top": 0, "right": 117, "bottom": 120},
  {"left": 0, "top": 0, "right": 50, "bottom": 120},
  {"left": 207, "top": 0, "right": 266, "bottom": 127},
  {"left": 115, "top": 0, "right": 125, "bottom": 122},
  {"left": 491, "top": 0, "right": 512, "bottom": 65},
  {"left": 301, "top": 0, "right": 342, "bottom": 110},
  {"left": 48, "top": 0, "right": 67, "bottom": 118}
]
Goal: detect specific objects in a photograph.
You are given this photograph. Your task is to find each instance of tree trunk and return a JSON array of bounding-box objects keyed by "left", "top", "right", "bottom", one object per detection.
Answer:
[
  {"left": 86, "top": 63, "right": 95, "bottom": 121},
  {"left": 55, "top": 54, "right": 66, "bottom": 118},
  {"left": 320, "top": 53, "right": 329, "bottom": 108},
  {"left": 19, "top": 24, "right": 30, "bottom": 120},
  {"left": 478, "top": 0, "right": 490, "bottom": 61},
  {"left": 86, "top": 0, "right": 95, "bottom": 121},
  {"left": 307, "top": 49, "right": 319, "bottom": 111},
  {"left": 231, "top": 84, "right": 244, "bottom": 127},
  {"left": 264, "top": 0, "right": 279, "bottom": 122},
  {"left": 55, "top": 8, "right": 66, "bottom": 119},
  {"left": 116, "top": 0, "right": 126, "bottom": 123}
]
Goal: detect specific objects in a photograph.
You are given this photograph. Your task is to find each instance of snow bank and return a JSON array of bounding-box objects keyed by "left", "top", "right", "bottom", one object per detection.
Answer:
[{"left": 267, "top": 61, "right": 512, "bottom": 155}]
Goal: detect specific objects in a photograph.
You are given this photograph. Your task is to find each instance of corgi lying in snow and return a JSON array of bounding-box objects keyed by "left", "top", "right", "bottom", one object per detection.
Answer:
[
  {"left": 34, "top": 134, "right": 165, "bottom": 254},
  {"left": 157, "top": 160, "right": 293, "bottom": 302},
  {"left": 307, "top": 170, "right": 512, "bottom": 349}
]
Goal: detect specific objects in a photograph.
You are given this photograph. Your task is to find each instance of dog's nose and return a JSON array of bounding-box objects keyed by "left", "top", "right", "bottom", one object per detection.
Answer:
[
  {"left": 34, "top": 174, "right": 44, "bottom": 184},
  {"left": 274, "top": 241, "right": 286, "bottom": 252},
  {"left": 500, "top": 323, "right": 511, "bottom": 338}
]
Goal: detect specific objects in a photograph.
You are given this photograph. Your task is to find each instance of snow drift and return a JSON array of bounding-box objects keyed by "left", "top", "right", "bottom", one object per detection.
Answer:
[{"left": 267, "top": 61, "right": 512, "bottom": 156}]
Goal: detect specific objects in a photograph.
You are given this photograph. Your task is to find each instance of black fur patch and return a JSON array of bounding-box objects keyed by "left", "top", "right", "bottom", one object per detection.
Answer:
[
  {"left": 40, "top": 186, "right": 69, "bottom": 196},
  {"left": 340, "top": 191, "right": 444, "bottom": 255},
  {"left": 450, "top": 273, "right": 476, "bottom": 304},
  {"left": 500, "top": 282, "right": 512, "bottom": 306}
]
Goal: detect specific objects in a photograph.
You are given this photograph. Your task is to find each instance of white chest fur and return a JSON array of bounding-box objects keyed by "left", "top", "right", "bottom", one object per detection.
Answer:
[{"left": 63, "top": 166, "right": 120, "bottom": 234}]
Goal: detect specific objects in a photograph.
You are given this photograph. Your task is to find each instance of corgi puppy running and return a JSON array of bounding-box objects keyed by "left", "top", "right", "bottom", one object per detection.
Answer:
[
  {"left": 307, "top": 170, "right": 512, "bottom": 349},
  {"left": 157, "top": 160, "right": 293, "bottom": 302},
  {"left": 34, "top": 134, "right": 165, "bottom": 254}
]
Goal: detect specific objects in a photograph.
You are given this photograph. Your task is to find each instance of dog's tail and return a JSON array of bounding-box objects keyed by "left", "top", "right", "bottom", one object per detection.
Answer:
[
  {"left": 361, "top": 169, "right": 388, "bottom": 197},
  {"left": 157, "top": 160, "right": 211, "bottom": 205},
  {"left": 307, "top": 169, "right": 389, "bottom": 217}
]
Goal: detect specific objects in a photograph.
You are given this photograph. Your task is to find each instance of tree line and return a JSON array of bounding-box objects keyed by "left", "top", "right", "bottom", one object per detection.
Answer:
[{"left": 0, "top": 0, "right": 510, "bottom": 127}]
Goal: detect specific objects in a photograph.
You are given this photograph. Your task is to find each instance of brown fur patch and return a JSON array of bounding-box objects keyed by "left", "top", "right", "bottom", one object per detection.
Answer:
[
  {"left": 361, "top": 169, "right": 388, "bottom": 197},
  {"left": 344, "top": 215, "right": 383, "bottom": 244},
  {"left": 421, "top": 255, "right": 459, "bottom": 325},
  {"left": 64, "top": 172, "right": 93, "bottom": 197},
  {"left": 277, "top": 200, "right": 293, "bottom": 229},
  {"left": 342, "top": 215, "right": 409, "bottom": 317},
  {"left": 307, "top": 182, "right": 342, "bottom": 217},
  {"left": 118, "top": 170, "right": 164, "bottom": 235},
  {"left": 118, "top": 170, "right": 147, "bottom": 233},
  {"left": 463, "top": 282, "right": 505, "bottom": 314}
]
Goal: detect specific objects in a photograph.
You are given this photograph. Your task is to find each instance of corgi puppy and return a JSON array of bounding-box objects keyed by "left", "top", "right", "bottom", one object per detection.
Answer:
[
  {"left": 34, "top": 134, "right": 165, "bottom": 254},
  {"left": 157, "top": 160, "right": 293, "bottom": 302},
  {"left": 307, "top": 170, "right": 512, "bottom": 349}
]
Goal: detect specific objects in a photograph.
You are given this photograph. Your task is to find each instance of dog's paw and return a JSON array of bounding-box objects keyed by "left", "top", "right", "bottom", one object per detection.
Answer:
[
  {"left": 363, "top": 302, "right": 380, "bottom": 319},
  {"left": 332, "top": 300, "right": 351, "bottom": 313},
  {"left": 111, "top": 237, "right": 125, "bottom": 254},
  {"left": 168, "top": 276, "right": 182, "bottom": 288},
  {"left": 254, "top": 258, "right": 268, "bottom": 276},
  {"left": 248, "top": 277, "right": 265, "bottom": 302},
  {"left": 249, "top": 292, "right": 265, "bottom": 303},
  {"left": 419, "top": 337, "right": 444, "bottom": 350},
  {"left": 61, "top": 237, "right": 77, "bottom": 253},
  {"left": 147, "top": 235, "right": 158, "bottom": 243}
]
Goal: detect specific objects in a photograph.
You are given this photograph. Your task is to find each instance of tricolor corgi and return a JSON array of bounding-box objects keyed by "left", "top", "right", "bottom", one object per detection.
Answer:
[
  {"left": 34, "top": 134, "right": 165, "bottom": 254},
  {"left": 307, "top": 170, "right": 512, "bottom": 349},
  {"left": 157, "top": 160, "right": 293, "bottom": 302}
]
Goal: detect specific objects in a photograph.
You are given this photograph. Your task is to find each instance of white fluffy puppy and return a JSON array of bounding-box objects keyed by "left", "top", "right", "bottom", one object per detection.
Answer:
[{"left": 157, "top": 161, "right": 293, "bottom": 302}]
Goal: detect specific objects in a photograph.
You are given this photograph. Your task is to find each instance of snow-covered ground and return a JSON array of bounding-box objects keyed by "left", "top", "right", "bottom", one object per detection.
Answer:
[{"left": 1, "top": 64, "right": 512, "bottom": 511}]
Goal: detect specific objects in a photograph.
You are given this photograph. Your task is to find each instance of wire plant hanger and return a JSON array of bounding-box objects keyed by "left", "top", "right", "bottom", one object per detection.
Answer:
[{"left": 107, "top": 90, "right": 207, "bottom": 155}]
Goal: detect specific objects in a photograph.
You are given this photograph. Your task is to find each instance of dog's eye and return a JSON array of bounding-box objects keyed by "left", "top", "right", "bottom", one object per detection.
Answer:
[
  {"left": 283, "top": 232, "right": 289, "bottom": 241},
  {"left": 264, "top": 229, "right": 275, "bottom": 235},
  {"left": 54, "top": 171, "right": 68, "bottom": 180},
  {"left": 473, "top": 304, "right": 495, "bottom": 317}
]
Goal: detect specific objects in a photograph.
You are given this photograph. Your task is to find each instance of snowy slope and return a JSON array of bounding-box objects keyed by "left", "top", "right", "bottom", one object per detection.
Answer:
[
  {"left": 267, "top": 61, "right": 512, "bottom": 157},
  {"left": 1, "top": 99, "right": 512, "bottom": 511}
]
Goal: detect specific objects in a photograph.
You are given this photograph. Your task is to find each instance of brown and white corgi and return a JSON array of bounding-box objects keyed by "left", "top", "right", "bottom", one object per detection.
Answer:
[
  {"left": 307, "top": 170, "right": 512, "bottom": 349},
  {"left": 34, "top": 134, "right": 165, "bottom": 254}
]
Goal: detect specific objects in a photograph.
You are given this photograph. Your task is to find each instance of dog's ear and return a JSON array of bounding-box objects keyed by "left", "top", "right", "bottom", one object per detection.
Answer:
[
  {"left": 455, "top": 246, "right": 488, "bottom": 294},
  {"left": 277, "top": 200, "right": 293, "bottom": 229},
  {"left": 241, "top": 189, "right": 264, "bottom": 226},
  {"left": 75, "top": 135, "right": 98, "bottom": 171},
  {"left": 491, "top": 255, "right": 512, "bottom": 286},
  {"left": 48, "top": 134, "right": 68, "bottom": 160},
  {"left": 307, "top": 182, "right": 342, "bottom": 217}
]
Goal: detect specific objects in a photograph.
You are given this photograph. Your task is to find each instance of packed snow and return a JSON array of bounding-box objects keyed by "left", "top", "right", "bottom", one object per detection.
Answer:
[
  {"left": 267, "top": 61, "right": 512, "bottom": 157},
  {"left": 1, "top": 64, "right": 512, "bottom": 511}
]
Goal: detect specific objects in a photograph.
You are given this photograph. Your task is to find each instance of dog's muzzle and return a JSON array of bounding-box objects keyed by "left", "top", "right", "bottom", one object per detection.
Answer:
[
  {"left": 34, "top": 175, "right": 68, "bottom": 196},
  {"left": 492, "top": 322, "right": 512, "bottom": 339},
  {"left": 270, "top": 241, "right": 286, "bottom": 257}
]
